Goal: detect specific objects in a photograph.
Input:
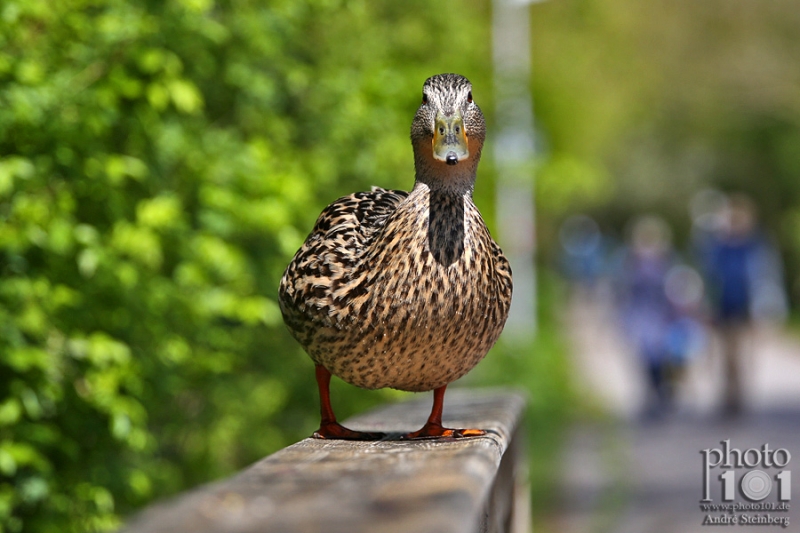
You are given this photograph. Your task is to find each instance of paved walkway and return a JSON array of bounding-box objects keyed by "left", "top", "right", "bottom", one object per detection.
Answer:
[{"left": 547, "top": 287, "right": 800, "bottom": 533}]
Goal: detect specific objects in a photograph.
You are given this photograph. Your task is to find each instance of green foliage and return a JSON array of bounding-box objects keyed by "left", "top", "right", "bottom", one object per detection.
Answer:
[
  {"left": 531, "top": 0, "right": 800, "bottom": 297},
  {"left": 0, "top": 0, "right": 511, "bottom": 531},
  {"left": 536, "top": 154, "right": 613, "bottom": 216}
]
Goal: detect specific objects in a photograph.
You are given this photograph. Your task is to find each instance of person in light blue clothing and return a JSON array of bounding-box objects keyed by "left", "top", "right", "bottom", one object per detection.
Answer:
[{"left": 615, "top": 216, "right": 703, "bottom": 419}]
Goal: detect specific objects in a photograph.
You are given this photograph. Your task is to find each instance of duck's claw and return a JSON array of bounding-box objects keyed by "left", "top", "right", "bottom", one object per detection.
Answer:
[
  {"left": 399, "top": 422, "right": 486, "bottom": 440},
  {"left": 312, "top": 421, "right": 386, "bottom": 441}
]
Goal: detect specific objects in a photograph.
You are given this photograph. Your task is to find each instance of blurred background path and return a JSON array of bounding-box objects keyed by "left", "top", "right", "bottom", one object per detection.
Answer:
[{"left": 547, "top": 288, "right": 800, "bottom": 533}]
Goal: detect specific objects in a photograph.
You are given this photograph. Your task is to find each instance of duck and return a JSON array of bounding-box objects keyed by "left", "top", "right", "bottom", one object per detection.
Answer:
[{"left": 279, "top": 73, "right": 513, "bottom": 440}]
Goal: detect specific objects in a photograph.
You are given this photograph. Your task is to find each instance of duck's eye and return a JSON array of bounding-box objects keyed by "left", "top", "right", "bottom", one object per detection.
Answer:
[
  {"left": 422, "top": 93, "right": 428, "bottom": 104},
  {"left": 467, "top": 91, "right": 473, "bottom": 103}
]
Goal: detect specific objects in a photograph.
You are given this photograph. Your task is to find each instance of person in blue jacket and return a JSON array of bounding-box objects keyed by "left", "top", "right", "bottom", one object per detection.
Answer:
[{"left": 699, "top": 194, "right": 787, "bottom": 416}]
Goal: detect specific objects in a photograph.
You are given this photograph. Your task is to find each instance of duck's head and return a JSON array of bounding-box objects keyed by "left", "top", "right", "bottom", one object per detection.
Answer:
[{"left": 411, "top": 73, "right": 486, "bottom": 189}]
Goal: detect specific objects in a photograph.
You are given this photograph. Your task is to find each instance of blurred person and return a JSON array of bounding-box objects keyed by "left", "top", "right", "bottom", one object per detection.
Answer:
[
  {"left": 558, "top": 214, "right": 608, "bottom": 292},
  {"left": 696, "top": 193, "right": 788, "bottom": 416},
  {"left": 614, "top": 216, "right": 703, "bottom": 419},
  {"left": 663, "top": 264, "right": 707, "bottom": 368}
]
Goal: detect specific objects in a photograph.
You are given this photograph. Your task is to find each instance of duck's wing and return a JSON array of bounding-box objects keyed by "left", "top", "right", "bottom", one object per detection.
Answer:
[
  {"left": 279, "top": 187, "right": 408, "bottom": 328},
  {"left": 298, "top": 187, "right": 408, "bottom": 263}
]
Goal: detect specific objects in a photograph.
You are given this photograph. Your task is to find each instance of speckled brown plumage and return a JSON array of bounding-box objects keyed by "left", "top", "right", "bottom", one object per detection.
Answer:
[{"left": 279, "top": 73, "right": 512, "bottom": 438}]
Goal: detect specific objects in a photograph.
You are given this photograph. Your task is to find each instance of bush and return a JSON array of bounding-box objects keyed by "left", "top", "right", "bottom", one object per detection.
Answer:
[{"left": 0, "top": 1, "right": 506, "bottom": 531}]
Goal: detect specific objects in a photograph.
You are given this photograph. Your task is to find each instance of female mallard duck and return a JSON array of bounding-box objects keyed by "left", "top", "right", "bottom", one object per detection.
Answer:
[{"left": 279, "top": 73, "right": 513, "bottom": 440}]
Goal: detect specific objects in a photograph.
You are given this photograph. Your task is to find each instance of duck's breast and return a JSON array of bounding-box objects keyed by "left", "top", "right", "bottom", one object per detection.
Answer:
[{"left": 320, "top": 188, "right": 512, "bottom": 391}]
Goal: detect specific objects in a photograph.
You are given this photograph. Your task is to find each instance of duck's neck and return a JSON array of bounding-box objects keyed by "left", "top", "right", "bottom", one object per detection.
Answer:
[
  {"left": 412, "top": 148, "right": 480, "bottom": 197},
  {"left": 414, "top": 170, "right": 476, "bottom": 197}
]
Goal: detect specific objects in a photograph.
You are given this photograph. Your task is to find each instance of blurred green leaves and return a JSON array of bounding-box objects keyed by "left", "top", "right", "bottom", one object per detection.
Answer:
[
  {"left": 0, "top": 0, "right": 505, "bottom": 531},
  {"left": 531, "top": 0, "right": 800, "bottom": 284},
  {"left": 537, "top": 154, "right": 613, "bottom": 216}
]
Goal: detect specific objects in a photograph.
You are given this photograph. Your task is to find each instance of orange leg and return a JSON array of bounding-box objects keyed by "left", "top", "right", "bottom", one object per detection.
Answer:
[
  {"left": 312, "top": 365, "right": 385, "bottom": 440},
  {"left": 401, "top": 385, "right": 487, "bottom": 439}
]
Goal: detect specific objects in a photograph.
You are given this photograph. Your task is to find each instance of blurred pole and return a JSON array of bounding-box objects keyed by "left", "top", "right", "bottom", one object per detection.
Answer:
[{"left": 493, "top": 0, "right": 541, "bottom": 340}]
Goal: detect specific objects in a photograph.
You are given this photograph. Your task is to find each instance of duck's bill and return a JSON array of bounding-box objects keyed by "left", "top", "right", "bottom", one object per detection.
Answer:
[{"left": 432, "top": 112, "right": 469, "bottom": 165}]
